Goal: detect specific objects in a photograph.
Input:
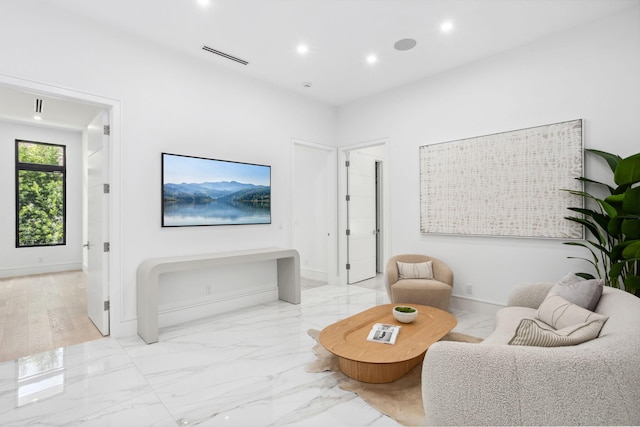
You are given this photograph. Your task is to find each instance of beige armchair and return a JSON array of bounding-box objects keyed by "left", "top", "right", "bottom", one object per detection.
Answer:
[{"left": 385, "top": 254, "right": 453, "bottom": 310}]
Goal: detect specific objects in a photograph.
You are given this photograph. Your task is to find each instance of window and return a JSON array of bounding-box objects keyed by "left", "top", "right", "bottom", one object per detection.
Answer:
[{"left": 15, "top": 140, "right": 66, "bottom": 247}]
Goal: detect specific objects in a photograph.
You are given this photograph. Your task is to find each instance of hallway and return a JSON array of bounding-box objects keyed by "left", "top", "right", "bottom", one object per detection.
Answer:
[{"left": 0, "top": 271, "right": 102, "bottom": 363}]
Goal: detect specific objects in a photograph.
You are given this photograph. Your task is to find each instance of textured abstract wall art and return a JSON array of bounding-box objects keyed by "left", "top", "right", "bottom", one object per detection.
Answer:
[{"left": 419, "top": 119, "right": 583, "bottom": 238}]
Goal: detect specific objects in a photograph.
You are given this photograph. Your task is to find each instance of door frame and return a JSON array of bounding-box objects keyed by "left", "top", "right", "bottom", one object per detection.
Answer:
[
  {"left": 0, "top": 73, "right": 122, "bottom": 335},
  {"left": 339, "top": 139, "right": 390, "bottom": 285},
  {"left": 375, "top": 160, "right": 384, "bottom": 273}
]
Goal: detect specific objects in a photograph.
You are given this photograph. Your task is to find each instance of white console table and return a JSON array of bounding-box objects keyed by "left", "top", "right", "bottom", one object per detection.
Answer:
[{"left": 137, "top": 247, "right": 300, "bottom": 344}]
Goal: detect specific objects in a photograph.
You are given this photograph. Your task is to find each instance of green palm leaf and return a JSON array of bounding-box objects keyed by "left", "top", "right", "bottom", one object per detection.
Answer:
[
  {"left": 614, "top": 153, "right": 640, "bottom": 186},
  {"left": 586, "top": 149, "right": 621, "bottom": 174}
]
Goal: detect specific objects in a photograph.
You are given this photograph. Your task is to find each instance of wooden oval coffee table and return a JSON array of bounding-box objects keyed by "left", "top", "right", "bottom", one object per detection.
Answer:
[{"left": 319, "top": 304, "right": 457, "bottom": 383}]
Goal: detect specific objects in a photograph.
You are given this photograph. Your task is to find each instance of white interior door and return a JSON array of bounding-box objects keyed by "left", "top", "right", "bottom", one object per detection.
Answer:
[
  {"left": 292, "top": 142, "right": 336, "bottom": 283},
  {"left": 86, "top": 112, "right": 109, "bottom": 335},
  {"left": 347, "top": 150, "right": 377, "bottom": 284}
]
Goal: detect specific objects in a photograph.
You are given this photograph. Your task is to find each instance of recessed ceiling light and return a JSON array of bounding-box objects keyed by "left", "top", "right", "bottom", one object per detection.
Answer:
[
  {"left": 366, "top": 54, "right": 378, "bottom": 65},
  {"left": 197, "top": 0, "right": 210, "bottom": 8},
  {"left": 297, "top": 44, "right": 309, "bottom": 55},
  {"left": 394, "top": 38, "right": 417, "bottom": 51},
  {"left": 441, "top": 20, "right": 454, "bottom": 33},
  {"left": 33, "top": 115, "right": 42, "bottom": 120}
]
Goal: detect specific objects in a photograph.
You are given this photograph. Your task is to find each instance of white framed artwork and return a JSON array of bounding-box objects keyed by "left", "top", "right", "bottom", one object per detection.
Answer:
[{"left": 419, "top": 119, "right": 584, "bottom": 239}]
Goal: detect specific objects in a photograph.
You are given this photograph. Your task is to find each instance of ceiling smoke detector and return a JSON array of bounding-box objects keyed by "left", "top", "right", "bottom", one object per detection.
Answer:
[
  {"left": 394, "top": 38, "right": 417, "bottom": 51},
  {"left": 302, "top": 82, "right": 312, "bottom": 88}
]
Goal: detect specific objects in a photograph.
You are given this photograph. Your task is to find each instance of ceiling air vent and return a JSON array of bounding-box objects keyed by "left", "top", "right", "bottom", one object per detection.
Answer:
[{"left": 202, "top": 45, "right": 249, "bottom": 65}]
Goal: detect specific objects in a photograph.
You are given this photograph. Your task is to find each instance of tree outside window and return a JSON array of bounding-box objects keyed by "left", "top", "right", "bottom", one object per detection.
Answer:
[{"left": 15, "top": 140, "right": 66, "bottom": 247}]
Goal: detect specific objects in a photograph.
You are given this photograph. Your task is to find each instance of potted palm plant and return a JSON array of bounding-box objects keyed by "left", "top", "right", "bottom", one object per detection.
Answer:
[{"left": 564, "top": 149, "right": 640, "bottom": 296}]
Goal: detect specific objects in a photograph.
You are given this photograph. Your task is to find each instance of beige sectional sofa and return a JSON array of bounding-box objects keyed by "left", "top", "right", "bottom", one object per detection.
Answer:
[{"left": 422, "top": 283, "right": 640, "bottom": 426}]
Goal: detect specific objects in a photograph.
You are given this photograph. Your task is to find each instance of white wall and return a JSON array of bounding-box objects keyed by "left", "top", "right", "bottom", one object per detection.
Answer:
[
  {"left": 0, "top": 120, "right": 83, "bottom": 277},
  {"left": 2, "top": 2, "right": 637, "bottom": 334},
  {"left": 0, "top": 2, "right": 336, "bottom": 336},
  {"left": 337, "top": 6, "right": 640, "bottom": 305}
]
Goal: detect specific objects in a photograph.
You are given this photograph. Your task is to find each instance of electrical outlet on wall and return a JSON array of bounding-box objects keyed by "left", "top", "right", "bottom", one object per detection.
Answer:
[
  {"left": 465, "top": 283, "right": 473, "bottom": 295},
  {"left": 205, "top": 284, "right": 212, "bottom": 295}
]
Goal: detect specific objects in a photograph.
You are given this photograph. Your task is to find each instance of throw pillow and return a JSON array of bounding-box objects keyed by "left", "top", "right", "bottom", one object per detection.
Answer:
[
  {"left": 549, "top": 274, "right": 603, "bottom": 311},
  {"left": 557, "top": 272, "right": 583, "bottom": 285},
  {"left": 509, "top": 317, "right": 607, "bottom": 347},
  {"left": 537, "top": 294, "right": 608, "bottom": 330},
  {"left": 397, "top": 261, "right": 433, "bottom": 280}
]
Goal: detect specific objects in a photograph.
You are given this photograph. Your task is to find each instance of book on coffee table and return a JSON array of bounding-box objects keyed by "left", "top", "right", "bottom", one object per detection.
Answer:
[{"left": 366, "top": 323, "right": 401, "bottom": 345}]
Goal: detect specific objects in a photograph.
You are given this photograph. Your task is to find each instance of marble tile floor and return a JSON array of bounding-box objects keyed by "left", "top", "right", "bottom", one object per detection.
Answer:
[{"left": 0, "top": 283, "right": 494, "bottom": 427}]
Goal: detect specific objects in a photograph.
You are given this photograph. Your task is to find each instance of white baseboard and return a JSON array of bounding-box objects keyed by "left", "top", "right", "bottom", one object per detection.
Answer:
[
  {"left": 450, "top": 295, "right": 505, "bottom": 317},
  {"left": 112, "top": 318, "right": 137, "bottom": 338},
  {"left": 158, "top": 287, "right": 279, "bottom": 328},
  {"left": 301, "top": 268, "right": 328, "bottom": 283},
  {"left": 0, "top": 263, "right": 83, "bottom": 278}
]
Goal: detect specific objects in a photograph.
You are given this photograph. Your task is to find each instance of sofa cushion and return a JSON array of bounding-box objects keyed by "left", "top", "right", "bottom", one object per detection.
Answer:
[
  {"left": 509, "top": 317, "right": 607, "bottom": 347},
  {"left": 397, "top": 261, "right": 433, "bottom": 279},
  {"left": 481, "top": 306, "right": 537, "bottom": 345},
  {"left": 537, "top": 295, "right": 608, "bottom": 329},
  {"left": 549, "top": 274, "right": 603, "bottom": 310}
]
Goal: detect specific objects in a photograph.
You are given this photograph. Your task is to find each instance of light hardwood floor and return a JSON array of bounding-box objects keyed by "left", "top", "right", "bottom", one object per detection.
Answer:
[{"left": 0, "top": 270, "right": 103, "bottom": 363}]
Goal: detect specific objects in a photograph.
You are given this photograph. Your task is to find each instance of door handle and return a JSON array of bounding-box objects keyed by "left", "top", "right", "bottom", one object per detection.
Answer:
[{"left": 83, "top": 241, "right": 91, "bottom": 249}]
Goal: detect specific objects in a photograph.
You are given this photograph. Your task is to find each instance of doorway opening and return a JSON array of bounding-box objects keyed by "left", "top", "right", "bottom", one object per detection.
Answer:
[
  {"left": 376, "top": 160, "right": 384, "bottom": 273},
  {"left": 0, "top": 74, "right": 120, "bottom": 358}
]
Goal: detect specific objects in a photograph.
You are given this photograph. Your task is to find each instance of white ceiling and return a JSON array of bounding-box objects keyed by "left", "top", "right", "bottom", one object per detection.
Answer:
[
  {"left": 43, "top": 0, "right": 637, "bottom": 106},
  {"left": 0, "top": 85, "right": 103, "bottom": 131},
  {"left": 1, "top": 0, "right": 637, "bottom": 128}
]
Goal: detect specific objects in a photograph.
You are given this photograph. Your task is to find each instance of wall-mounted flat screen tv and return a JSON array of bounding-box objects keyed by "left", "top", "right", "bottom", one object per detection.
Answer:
[{"left": 162, "top": 152, "right": 271, "bottom": 227}]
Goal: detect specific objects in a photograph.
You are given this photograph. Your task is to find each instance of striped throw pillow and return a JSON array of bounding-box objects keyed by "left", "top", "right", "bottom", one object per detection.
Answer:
[
  {"left": 397, "top": 261, "right": 433, "bottom": 279},
  {"left": 509, "top": 318, "right": 607, "bottom": 347},
  {"left": 537, "top": 295, "right": 607, "bottom": 330}
]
